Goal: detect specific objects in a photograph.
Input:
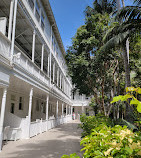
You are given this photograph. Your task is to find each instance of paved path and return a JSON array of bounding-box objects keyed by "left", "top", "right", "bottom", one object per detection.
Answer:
[{"left": 0, "top": 120, "right": 82, "bottom": 158}]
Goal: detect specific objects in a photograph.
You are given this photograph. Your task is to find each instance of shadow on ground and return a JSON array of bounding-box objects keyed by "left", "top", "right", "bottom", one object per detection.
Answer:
[{"left": 0, "top": 121, "right": 83, "bottom": 158}]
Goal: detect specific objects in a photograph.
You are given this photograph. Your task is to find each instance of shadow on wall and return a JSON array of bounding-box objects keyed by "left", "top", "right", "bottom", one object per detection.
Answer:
[{"left": 0, "top": 122, "right": 83, "bottom": 158}]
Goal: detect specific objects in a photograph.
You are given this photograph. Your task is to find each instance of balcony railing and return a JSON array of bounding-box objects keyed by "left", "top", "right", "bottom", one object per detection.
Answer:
[
  {"left": 13, "top": 46, "right": 50, "bottom": 86},
  {"left": 0, "top": 32, "right": 11, "bottom": 60}
]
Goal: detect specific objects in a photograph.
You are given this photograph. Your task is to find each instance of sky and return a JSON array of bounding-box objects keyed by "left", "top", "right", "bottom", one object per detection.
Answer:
[{"left": 49, "top": 0, "right": 133, "bottom": 50}]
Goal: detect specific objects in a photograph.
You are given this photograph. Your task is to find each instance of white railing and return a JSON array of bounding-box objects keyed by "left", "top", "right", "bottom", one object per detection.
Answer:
[
  {"left": 41, "top": 120, "right": 47, "bottom": 133},
  {"left": 0, "top": 32, "right": 11, "bottom": 59},
  {"left": 13, "top": 46, "right": 50, "bottom": 87},
  {"left": 30, "top": 120, "right": 40, "bottom": 137}
]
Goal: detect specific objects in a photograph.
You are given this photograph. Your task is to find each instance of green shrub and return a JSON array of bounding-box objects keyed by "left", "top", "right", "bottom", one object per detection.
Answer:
[
  {"left": 80, "top": 114, "right": 113, "bottom": 137},
  {"left": 80, "top": 125, "right": 141, "bottom": 158},
  {"left": 61, "top": 153, "right": 80, "bottom": 158}
]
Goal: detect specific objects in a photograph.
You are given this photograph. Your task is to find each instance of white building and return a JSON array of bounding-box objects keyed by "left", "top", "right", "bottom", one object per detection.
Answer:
[{"left": 0, "top": 0, "right": 91, "bottom": 151}]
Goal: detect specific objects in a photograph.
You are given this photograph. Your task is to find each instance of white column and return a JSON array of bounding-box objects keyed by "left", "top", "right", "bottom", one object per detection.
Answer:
[
  {"left": 53, "top": 62, "right": 55, "bottom": 83},
  {"left": 57, "top": 69, "right": 59, "bottom": 86},
  {"left": 28, "top": 88, "right": 33, "bottom": 138},
  {"left": 71, "top": 106, "right": 73, "bottom": 116},
  {"left": 41, "top": 44, "right": 44, "bottom": 71},
  {"left": 56, "top": 100, "right": 58, "bottom": 119},
  {"left": 0, "top": 88, "right": 7, "bottom": 151},
  {"left": 66, "top": 105, "right": 68, "bottom": 116},
  {"left": 46, "top": 95, "right": 49, "bottom": 131},
  {"left": 64, "top": 80, "right": 66, "bottom": 93},
  {"left": 48, "top": 55, "right": 50, "bottom": 76},
  {"left": 49, "top": 51, "right": 52, "bottom": 85},
  {"left": 8, "top": 0, "right": 14, "bottom": 40},
  {"left": 10, "top": 0, "right": 18, "bottom": 60},
  {"left": 50, "top": 25, "right": 53, "bottom": 85},
  {"left": 62, "top": 103, "right": 64, "bottom": 123},
  {"left": 62, "top": 103, "right": 64, "bottom": 118},
  {"left": 32, "top": 30, "right": 36, "bottom": 62},
  {"left": 69, "top": 106, "right": 71, "bottom": 115},
  {"left": 60, "top": 73, "right": 62, "bottom": 89}
]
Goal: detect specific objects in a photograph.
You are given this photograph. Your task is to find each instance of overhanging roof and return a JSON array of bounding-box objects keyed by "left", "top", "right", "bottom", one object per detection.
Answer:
[{"left": 41, "top": 0, "right": 66, "bottom": 56}]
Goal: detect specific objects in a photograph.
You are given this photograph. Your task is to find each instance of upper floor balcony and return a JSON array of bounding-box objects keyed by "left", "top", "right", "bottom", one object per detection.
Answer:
[{"left": 0, "top": 0, "right": 72, "bottom": 102}]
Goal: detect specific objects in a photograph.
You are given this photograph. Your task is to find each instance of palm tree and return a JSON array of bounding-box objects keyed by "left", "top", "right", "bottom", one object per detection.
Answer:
[{"left": 102, "top": 0, "right": 141, "bottom": 121}]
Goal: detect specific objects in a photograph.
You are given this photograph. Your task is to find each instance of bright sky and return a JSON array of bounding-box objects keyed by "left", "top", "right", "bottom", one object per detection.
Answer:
[{"left": 49, "top": 0, "right": 133, "bottom": 50}]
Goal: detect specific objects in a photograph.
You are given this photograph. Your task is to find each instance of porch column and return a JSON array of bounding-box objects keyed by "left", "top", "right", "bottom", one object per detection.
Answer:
[
  {"left": 71, "top": 106, "right": 73, "bottom": 118},
  {"left": 49, "top": 51, "right": 52, "bottom": 85},
  {"left": 66, "top": 105, "right": 68, "bottom": 123},
  {"left": 46, "top": 95, "right": 49, "bottom": 131},
  {"left": 53, "top": 62, "right": 55, "bottom": 83},
  {"left": 28, "top": 88, "right": 33, "bottom": 138},
  {"left": 0, "top": 88, "right": 7, "bottom": 151},
  {"left": 56, "top": 100, "right": 58, "bottom": 119},
  {"left": 60, "top": 73, "right": 62, "bottom": 89},
  {"left": 47, "top": 55, "right": 50, "bottom": 76},
  {"left": 32, "top": 30, "right": 36, "bottom": 62},
  {"left": 62, "top": 103, "right": 64, "bottom": 118},
  {"left": 10, "top": 0, "right": 18, "bottom": 60},
  {"left": 41, "top": 44, "right": 44, "bottom": 71},
  {"left": 8, "top": 0, "right": 14, "bottom": 40},
  {"left": 57, "top": 69, "right": 59, "bottom": 86}
]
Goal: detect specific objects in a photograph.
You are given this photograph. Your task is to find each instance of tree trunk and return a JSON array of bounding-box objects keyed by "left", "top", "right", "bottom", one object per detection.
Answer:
[
  {"left": 122, "top": 46, "right": 131, "bottom": 87},
  {"left": 122, "top": 46, "right": 134, "bottom": 122},
  {"left": 101, "top": 76, "right": 106, "bottom": 116}
]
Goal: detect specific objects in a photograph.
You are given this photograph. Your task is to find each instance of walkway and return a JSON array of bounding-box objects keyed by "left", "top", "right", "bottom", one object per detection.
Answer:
[{"left": 0, "top": 120, "right": 82, "bottom": 158}]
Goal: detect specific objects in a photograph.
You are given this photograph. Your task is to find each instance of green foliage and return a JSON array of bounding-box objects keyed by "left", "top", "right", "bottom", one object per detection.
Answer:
[
  {"left": 81, "top": 124, "right": 141, "bottom": 158},
  {"left": 111, "top": 87, "right": 141, "bottom": 113},
  {"left": 79, "top": 115, "right": 141, "bottom": 158},
  {"left": 80, "top": 114, "right": 113, "bottom": 137},
  {"left": 61, "top": 153, "right": 80, "bottom": 158}
]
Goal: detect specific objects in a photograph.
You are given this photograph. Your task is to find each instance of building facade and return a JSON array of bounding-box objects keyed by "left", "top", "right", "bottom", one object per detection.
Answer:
[{"left": 0, "top": 0, "right": 91, "bottom": 151}]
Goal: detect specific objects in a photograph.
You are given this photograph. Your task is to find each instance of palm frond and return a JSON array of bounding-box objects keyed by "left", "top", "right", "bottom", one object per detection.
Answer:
[
  {"left": 115, "top": 6, "right": 141, "bottom": 21},
  {"left": 134, "top": 0, "right": 141, "bottom": 6}
]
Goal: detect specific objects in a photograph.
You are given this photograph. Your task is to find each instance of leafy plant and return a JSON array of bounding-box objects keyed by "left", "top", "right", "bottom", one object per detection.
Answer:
[
  {"left": 111, "top": 87, "right": 141, "bottom": 113},
  {"left": 80, "top": 114, "right": 113, "bottom": 137},
  {"left": 61, "top": 153, "right": 80, "bottom": 158},
  {"left": 80, "top": 125, "right": 141, "bottom": 158}
]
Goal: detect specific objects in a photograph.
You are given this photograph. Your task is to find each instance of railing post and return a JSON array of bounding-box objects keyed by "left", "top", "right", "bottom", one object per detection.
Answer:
[
  {"left": 8, "top": 0, "right": 14, "bottom": 40},
  {"left": 46, "top": 95, "right": 49, "bottom": 131},
  {"left": 62, "top": 102, "right": 64, "bottom": 123},
  {"left": 0, "top": 88, "right": 7, "bottom": 151},
  {"left": 28, "top": 88, "right": 33, "bottom": 138},
  {"left": 32, "top": 30, "right": 36, "bottom": 63},
  {"left": 41, "top": 44, "right": 44, "bottom": 71},
  {"left": 10, "top": 0, "right": 18, "bottom": 62}
]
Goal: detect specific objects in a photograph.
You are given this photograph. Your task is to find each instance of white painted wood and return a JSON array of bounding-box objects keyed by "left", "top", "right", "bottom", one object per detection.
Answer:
[
  {"left": 47, "top": 55, "right": 50, "bottom": 76},
  {"left": 0, "top": 88, "right": 7, "bottom": 151},
  {"left": 60, "top": 73, "right": 62, "bottom": 89},
  {"left": 8, "top": 0, "right": 14, "bottom": 40},
  {"left": 46, "top": 95, "right": 49, "bottom": 131},
  {"left": 56, "top": 100, "right": 58, "bottom": 119},
  {"left": 32, "top": 30, "right": 36, "bottom": 63},
  {"left": 10, "top": 0, "right": 18, "bottom": 60},
  {"left": 41, "top": 44, "right": 44, "bottom": 71},
  {"left": 57, "top": 69, "right": 59, "bottom": 86},
  {"left": 53, "top": 62, "right": 55, "bottom": 82},
  {"left": 28, "top": 88, "right": 33, "bottom": 138}
]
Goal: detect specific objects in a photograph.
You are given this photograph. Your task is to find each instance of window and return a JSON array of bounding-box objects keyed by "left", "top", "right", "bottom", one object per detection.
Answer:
[
  {"left": 11, "top": 95, "right": 16, "bottom": 101},
  {"left": 19, "top": 97, "right": 23, "bottom": 110},
  {"left": 43, "top": 103, "right": 46, "bottom": 114},
  {"left": 10, "top": 103, "right": 15, "bottom": 114},
  {"left": 41, "top": 12, "right": 45, "bottom": 30},
  {"left": 35, "top": 1, "right": 40, "bottom": 22},
  {"left": 28, "top": 0, "right": 34, "bottom": 10},
  {"left": 36, "top": 100, "right": 40, "bottom": 111}
]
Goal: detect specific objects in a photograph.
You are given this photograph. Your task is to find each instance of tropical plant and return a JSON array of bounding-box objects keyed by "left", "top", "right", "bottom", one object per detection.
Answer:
[{"left": 81, "top": 125, "right": 141, "bottom": 158}]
